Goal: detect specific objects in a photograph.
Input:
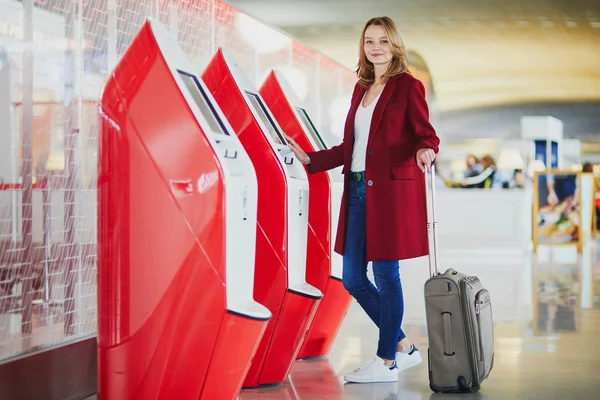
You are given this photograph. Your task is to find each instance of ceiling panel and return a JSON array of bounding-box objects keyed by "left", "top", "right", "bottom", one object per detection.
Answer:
[
  {"left": 225, "top": 0, "right": 600, "bottom": 138},
  {"left": 283, "top": 23, "right": 599, "bottom": 110},
  {"left": 226, "top": 0, "right": 600, "bottom": 27}
]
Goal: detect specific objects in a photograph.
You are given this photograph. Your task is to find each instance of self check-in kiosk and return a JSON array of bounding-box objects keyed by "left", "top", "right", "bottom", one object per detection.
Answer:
[
  {"left": 98, "top": 19, "right": 270, "bottom": 400},
  {"left": 259, "top": 71, "right": 350, "bottom": 359},
  {"left": 202, "top": 49, "right": 323, "bottom": 387}
]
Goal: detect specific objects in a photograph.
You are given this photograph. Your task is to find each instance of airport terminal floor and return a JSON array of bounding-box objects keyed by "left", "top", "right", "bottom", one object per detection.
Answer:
[
  {"left": 41, "top": 237, "right": 600, "bottom": 400},
  {"left": 233, "top": 240, "right": 600, "bottom": 400},
  {"left": 80, "top": 239, "right": 600, "bottom": 400}
]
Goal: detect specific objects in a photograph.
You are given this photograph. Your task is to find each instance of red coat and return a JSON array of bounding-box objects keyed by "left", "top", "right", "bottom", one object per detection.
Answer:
[{"left": 306, "top": 73, "right": 440, "bottom": 261}]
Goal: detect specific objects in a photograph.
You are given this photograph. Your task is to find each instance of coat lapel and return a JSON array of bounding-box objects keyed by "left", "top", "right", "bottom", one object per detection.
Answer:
[
  {"left": 367, "top": 77, "right": 397, "bottom": 144},
  {"left": 342, "top": 85, "right": 365, "bottom": 174},
  {"left": 344, "top": 85, "right": 366, "bottom": 141}
]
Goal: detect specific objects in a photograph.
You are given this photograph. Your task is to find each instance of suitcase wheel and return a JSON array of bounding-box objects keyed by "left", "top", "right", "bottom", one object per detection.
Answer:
[{"left": 458, "top": 376, "right": 480, "bottom": 393}]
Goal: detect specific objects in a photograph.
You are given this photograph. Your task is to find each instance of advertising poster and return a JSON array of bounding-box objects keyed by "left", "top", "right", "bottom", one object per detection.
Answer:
[
  {"left": 533, "top": 171, "right": 582, "bottom": 252},
  {"left": 534, "top": 140, "right": 559, "bottom": 169}
]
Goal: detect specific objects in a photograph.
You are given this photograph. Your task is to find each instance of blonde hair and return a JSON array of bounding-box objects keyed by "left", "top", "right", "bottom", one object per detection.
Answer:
[{"left": 356, "top": 16, "right": 410, "bottom": 88}]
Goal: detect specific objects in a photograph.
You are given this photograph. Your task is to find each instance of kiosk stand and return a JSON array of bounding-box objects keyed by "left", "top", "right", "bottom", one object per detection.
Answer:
[
  {"left": 98, "top": 20, "right": 270, "bottom": 400},
  {"left": 259, "top": 71, "right": 351, "bottom": 359},
  {"left": 202, "top": 49, "right": 323, "bottom": 387}
]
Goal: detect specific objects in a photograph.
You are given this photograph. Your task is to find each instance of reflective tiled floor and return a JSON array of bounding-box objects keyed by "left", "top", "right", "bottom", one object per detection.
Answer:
[
  {"left": 31, "top": 240, "right": 600, "bottom": 400},
  {"left": 238, "top": 239, "right": 600, "bottom": 400}
]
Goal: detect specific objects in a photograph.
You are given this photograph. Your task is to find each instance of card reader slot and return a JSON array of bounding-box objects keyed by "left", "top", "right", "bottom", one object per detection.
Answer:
[{"left": 224, "top": 149, "right": 238, "bottom": 159}]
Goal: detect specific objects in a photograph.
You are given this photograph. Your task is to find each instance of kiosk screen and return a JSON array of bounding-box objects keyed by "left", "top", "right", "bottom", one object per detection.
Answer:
[
  {"left": 179, "top": 71, "right": 229, "bottom": 135},
  {"left": 245, "top": 92, "right": 287, "bottom": 145}
]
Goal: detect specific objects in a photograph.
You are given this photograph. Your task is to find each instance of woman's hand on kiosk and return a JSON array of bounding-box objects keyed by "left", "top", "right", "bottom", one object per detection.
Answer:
[{"left": 284, "top": 133, "right": 310, "bottom": 165}]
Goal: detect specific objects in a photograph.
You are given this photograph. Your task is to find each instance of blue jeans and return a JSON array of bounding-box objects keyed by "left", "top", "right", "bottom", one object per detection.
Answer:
[{"left": 342, "top": 179, "right": 405, "bottom": 361}]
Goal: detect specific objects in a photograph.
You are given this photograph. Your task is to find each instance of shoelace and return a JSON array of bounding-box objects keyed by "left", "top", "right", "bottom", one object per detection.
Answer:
[{"left": 353, "top": 357, "right": 377, "bottom": 372}]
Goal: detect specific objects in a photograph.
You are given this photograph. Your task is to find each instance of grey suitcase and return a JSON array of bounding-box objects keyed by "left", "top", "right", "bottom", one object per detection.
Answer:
[{"left": 423, "top": 166, "right": 495, "bottom": 393}]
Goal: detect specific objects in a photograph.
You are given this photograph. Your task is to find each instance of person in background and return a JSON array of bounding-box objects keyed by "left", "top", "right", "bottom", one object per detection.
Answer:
[
  {"left": 462, "top": 155, "right": 497, "bottom": 188},
  {"left": 285, "top": 16, "right": 440, "bottom": 384},
  {"left": 512, "top": 169, "right": 526, "bottom": 188},
  {"left": 464, "top": 154, "right": 483, "bottom": 178}
]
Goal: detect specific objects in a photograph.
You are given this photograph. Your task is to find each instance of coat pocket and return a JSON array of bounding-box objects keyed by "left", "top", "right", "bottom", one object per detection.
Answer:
[{"left": 391, "top": 165, "right": 416, "bottom": 180}]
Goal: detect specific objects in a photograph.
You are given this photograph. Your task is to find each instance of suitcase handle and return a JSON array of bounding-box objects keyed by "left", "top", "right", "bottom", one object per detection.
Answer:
[{"left": 424, "top": 165, "right": 440, "bottom": 278}]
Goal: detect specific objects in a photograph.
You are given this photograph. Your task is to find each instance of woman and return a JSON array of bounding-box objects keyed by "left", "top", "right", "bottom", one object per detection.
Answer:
[{"left": 285, "top": 16, "right": 440, "bottom": 383}]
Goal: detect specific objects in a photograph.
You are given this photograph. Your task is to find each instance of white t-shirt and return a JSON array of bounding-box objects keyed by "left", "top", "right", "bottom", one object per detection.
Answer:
[{"left": 351, "top": 89, "right": 383, "bottom": 172}]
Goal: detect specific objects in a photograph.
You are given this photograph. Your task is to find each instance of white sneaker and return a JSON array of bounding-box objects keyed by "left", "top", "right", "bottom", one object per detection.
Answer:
[
  {"left": 395, "top": 345, "right": 423, "bottom": 372},
  {"left": 343, "top": 357, "right": 399, "bottom": 383}
]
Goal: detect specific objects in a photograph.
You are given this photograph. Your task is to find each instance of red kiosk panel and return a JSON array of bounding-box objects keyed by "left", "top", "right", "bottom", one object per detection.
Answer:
[
  {"left": 98, "top": 20, "right": 269, "bottom": 400},
  {"left": 202, "top": 50, "right": 322, "bottom": 387},
  {"left": 259, "top": 71, "right": 352, "bottom": 359}
]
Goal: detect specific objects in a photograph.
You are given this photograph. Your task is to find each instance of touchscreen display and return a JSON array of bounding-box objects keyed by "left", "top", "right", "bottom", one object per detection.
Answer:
[
  {"left": 245, "top": 91, "right": 286, "bottom": 145},
  {"left": 295, "top": 107, "right": 327, "bottom": 150},
  {"left": 178, "top": 71, "right": 228, "bottom": 135}
]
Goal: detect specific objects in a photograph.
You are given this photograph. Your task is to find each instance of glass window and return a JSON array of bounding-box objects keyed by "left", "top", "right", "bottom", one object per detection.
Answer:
[{"left": 178, "top": 71, "right": 228, "bottom": 135}]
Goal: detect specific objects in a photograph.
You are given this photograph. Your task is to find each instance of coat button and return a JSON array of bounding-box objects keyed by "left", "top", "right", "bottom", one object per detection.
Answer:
[
  {"left": 367, "top": 180, "right": 373, "bottom": 186},
  {"left": 367, "top": 149, "right": 372, "bottom": 155}
]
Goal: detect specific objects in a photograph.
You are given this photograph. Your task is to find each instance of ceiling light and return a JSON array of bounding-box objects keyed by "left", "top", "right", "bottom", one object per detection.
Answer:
[
  {"left": 541, "top": 20, "right": 554, "bottom": 28},
  {"left": 497, "top": 148, "right": 525, "bottom": 170}
]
